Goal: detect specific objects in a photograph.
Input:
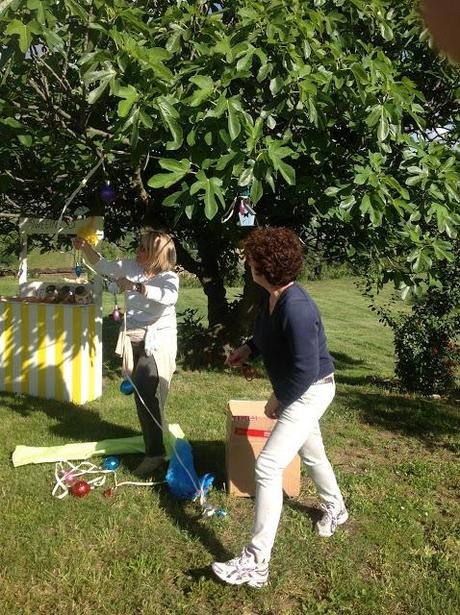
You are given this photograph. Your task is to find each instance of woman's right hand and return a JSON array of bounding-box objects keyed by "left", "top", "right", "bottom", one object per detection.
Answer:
[{"left": 225, "top": 343, "right": 251, "bottom": 367}]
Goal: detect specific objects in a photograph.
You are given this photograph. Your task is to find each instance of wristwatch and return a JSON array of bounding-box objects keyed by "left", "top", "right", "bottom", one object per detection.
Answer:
[{"left": 134, "top": 282, "right": 144, "bottom": 295}]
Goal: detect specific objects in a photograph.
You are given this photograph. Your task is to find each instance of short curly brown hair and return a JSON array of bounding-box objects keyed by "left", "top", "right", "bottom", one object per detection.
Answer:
[{"left": 242, "top": 227, "right": 304, "bottom": 286}]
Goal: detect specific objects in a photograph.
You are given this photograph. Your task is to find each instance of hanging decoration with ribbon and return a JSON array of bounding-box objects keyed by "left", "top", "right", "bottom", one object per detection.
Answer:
[{"left": 222, "top": 187, "right": 256, "bottom": 227}]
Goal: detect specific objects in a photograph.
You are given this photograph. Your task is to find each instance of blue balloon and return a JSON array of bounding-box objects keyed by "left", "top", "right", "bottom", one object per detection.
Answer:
[
  {"left": 102, "top": 456, "right": 120, "bottom": 471},
  {"left": 165, "top": 437, "right": 214, "bottom": 500},
  {"left": 120, "top": 379, "right": 134, "bottom": 395}
]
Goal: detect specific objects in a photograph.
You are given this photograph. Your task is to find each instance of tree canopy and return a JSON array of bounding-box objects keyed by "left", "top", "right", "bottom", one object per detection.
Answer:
[{"left": 1, "top": 0, "right": 459, "bottom": 313}]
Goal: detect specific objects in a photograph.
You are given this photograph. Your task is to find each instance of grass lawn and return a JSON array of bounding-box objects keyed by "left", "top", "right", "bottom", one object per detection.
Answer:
[{"left": 0, "top": 276, "right": 459, "bottom": 615}]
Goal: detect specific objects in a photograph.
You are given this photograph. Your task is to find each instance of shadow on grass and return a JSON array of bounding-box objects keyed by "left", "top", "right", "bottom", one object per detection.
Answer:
[
  {"left": 336, "top": 387, "right": 460, "bottom": 453},
  {"left": 284, "top": 500, "right": 322, "bottom": 528},
  {"left": 1, "top": 391, "right": 137, "bottom": 445},
  {"left": 330, "top": 351, "right": 365, "bottom": 369},
  {"left": 157, "top": 438, "right": 232, "bottom": 563}
]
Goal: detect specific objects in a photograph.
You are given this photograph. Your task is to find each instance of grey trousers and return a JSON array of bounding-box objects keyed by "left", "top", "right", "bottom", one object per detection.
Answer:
[{"left": 131, "top": 341, "right": 165, "bottom": 457}]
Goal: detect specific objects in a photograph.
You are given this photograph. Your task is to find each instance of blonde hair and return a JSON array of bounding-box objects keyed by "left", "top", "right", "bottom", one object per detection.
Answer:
[{"left": 140, "top": 229, "right": 176, "bottom": 273}]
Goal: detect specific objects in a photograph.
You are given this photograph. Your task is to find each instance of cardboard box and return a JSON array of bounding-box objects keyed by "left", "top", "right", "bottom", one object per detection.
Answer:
[{"left": 226, "top": 400, "right": 300, "bottom": 497}]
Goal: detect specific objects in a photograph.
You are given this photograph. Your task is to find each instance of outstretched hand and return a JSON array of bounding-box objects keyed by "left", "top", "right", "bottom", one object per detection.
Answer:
[{"left": 225, "top": 343, "right": 251, "bottom": 367}]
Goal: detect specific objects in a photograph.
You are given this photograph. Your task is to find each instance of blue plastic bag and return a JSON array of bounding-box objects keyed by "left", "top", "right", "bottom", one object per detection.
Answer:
[{"left": 165, "top": 438, "right": 214, "bottom": 500}]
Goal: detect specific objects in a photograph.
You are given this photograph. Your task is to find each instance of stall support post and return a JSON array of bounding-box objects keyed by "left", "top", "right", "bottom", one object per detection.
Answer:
[{"left": 18, "top": 234, "right": 27, "bottom": 288}]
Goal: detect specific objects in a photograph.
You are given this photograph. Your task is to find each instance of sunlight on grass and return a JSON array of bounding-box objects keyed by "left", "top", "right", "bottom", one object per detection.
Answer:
[{"left": 0, "top": 277, "right": 458, "bottom": 615}]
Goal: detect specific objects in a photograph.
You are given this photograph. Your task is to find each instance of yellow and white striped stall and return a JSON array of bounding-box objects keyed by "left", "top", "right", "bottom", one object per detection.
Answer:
[
  {"left": 0, "top": 215, "right": 104, "bottom": 405},
  {"left": 0, "top": 301, "right": 102, "bottom": 404}
]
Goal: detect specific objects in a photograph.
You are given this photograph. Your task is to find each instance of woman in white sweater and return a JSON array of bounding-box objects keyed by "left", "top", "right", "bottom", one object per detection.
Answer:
[{"left": 73, "top": 230, "right": 179, "bottom": 477}]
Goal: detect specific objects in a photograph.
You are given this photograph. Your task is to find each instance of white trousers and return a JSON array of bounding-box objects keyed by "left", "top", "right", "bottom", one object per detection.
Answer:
[{"left": 249, "top": 379, "right": 343, "bottom": 561}]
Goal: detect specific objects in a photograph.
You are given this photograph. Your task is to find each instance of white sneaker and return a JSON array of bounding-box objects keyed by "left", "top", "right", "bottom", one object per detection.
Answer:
[
  {"left": 212, "top": 547, "right": 269, "bottom": 588},
  {"left": 316, "top": 503, "right": 349, "bottom": 537}
]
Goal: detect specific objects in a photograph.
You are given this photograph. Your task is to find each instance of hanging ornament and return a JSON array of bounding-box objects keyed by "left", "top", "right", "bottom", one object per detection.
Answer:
[
  {"left": 73, "top": 247, "right": 82, "bottom": 278},
  {"left": 222, "top": 186, "right": 256, "bottom": 227},
  {"left": 237, "top": 187, "right": 255, "bottom": 226},
  {"left": 112, "top": 304, "right": 122, "bottom": 321},
  {"left": 120, "top": 379, "right": 135, "bottom": 395},
  {"left": 100, "top": 180, "right": 116, "bottom": 203}
]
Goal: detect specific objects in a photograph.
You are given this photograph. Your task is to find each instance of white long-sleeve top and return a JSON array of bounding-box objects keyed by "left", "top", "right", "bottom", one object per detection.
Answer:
[{"left": 94, "top": 258, "right": 178, "bottom": 353}]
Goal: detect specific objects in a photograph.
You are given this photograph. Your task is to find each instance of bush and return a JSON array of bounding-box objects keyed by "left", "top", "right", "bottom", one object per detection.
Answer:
[
  {"left": 392, "top": 311, "right": 459, "bottom": 395},
  {"left": 177, "top": 308, "right": 218, "bottom": 369}
]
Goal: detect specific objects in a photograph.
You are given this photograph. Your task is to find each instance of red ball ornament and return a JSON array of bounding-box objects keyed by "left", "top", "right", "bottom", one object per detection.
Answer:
[{"left": 70, "top": 480, "right": 91, "bottom": 498}]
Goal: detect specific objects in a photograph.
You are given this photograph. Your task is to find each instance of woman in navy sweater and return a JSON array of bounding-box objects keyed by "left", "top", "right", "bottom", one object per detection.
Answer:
[{"left": 212, "top": 227, "right": 347, "bottom": 588}]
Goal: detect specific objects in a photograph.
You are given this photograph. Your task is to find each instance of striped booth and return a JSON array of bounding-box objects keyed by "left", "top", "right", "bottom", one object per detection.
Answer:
[{"left": 0, "top": 216, "right": 104, "bottom": 405}]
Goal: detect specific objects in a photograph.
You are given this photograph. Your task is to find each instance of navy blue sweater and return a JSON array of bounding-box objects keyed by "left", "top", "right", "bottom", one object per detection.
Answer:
[{"left": 246, "top": 283, "right": 334, "bottom": 407}]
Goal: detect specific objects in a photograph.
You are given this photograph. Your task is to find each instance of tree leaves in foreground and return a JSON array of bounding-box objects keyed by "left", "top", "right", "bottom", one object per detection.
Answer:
[{"left": 0, "top": 0, "right": 459, "bottom": 370}]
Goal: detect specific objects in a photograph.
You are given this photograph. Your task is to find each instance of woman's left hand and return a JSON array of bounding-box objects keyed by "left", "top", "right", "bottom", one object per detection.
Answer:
[
  {"left": 265, "top": 393, "right": 281, "bottom": 419},
  {"left": 116, "top": 277, "right": 135, "bottom": 292}
]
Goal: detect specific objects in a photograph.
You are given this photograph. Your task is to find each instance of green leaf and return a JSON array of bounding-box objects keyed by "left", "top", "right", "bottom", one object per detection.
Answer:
[
  {"left": 18, "top": 134, "right": 32, "bottom": 146},
  {"left": 116, "top": 85, "right": 139, "bottom": 118},
  {"left": 435, "top": 205, "right": 457, "bottom": 238},
  {"left": 166, "top": 30, "right": 182, "bottom": 53},
  {"left": 432, "top": 240, "right": 454, "bottom": 261},
  {"left": 157, "top": 97, "right": 183, "bottom": 150},
  {"left": 1, "top": 117, "right": 24, "bottom": 129},
  {"left": 236, "top": 51, "right": 253, "bottom": 72},
  {"left": 139, "top": 110, "right": 153, "bottom": 129},
  {"left": 65, "top": 0, "right": 89, "bottom": 20},
  {"left": 250, "top": 178, "right": 263, "bottom": 205},
  {"left": 269, "top": 76, "right": 284, "bottom": 96},
  {"left": 354, "top": 173, "right": 368, "bottom": 185},
  {"left": 189, "top": 173, "right": 225, "bottom": 220},
  {"left": 159, "top": 159, "right": 191, "bottom": 174},
  {"left": 87, "top": 75, "right": 113, "bottom": 104},
  {"left": 188, "top": 75, "right": 214, "bottom": 107},
  {"left": 405, "top": 175, "right": 425, "bottom": 187},
  {"left": 43, "top": 28, "right": 63, "bottom": 49},
  {"left": 239, "top": 167, "right": 253, "bottom": 187},
  {"left": 277, "top": 159, "right": 295, "bottom": 185},
  {"left": 380, "top": 21, "right": 393, "bottom": 41},
  {"left": 148, "top": 171, "right": 187, "bottom": 189},
  {"left": 216, "top": 151, "right": 237, "bottom": 171},
  {"left": 340, "top": 195, "right": 356, "bottom": 210},
  {"left": 377, "top": 111, "right": 389, "bottom": 142},
  {"left": 227, "top": 104, "right": 241, "bottom": 141},
  {"left": 162, "top": 189, "right": 184, "bottom": 207},
  {"left": 257, "top": 62, "right": 272, "bottom": 82},
  {"left": 360, "top": 194, "right": 372, "bottom": 214},
  {"left": 6, "top": 20, "right": 32, "bottom": 53},
  {"left": 366, "top": 105, "right": 382, "bottom": 128},
  {"left": 325, "top": 186, "right": 340, "bottom": 197}
]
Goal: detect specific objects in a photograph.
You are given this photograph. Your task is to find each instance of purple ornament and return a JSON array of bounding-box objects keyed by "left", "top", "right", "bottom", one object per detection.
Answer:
[{"left": 100, "top": 182, "right": 116, "bottom": 203}]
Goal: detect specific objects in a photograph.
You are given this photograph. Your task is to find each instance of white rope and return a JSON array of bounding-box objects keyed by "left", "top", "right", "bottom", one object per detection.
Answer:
[
  {"left": 52, "top": 460, "right": 160, "bottom": 499},
  {"left": 54, "top": 158, "right": 104, "bottom": 242}
]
